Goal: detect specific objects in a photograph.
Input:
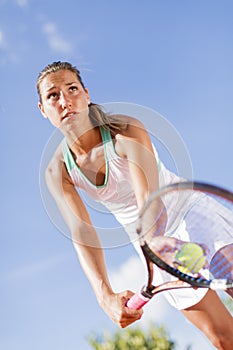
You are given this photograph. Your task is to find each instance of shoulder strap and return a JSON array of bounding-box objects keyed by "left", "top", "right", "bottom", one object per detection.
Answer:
[
  {"left": 100, "top": 126, "right": 112, "bottom": 143},
  {"left": 62, "top": 139, "right": 75, "bottom": 174}
]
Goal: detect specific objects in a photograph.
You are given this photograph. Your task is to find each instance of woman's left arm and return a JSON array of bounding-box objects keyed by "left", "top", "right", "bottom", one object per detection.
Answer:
[{"left": 115, "top": 118, "right": 159, "bottom": 210}]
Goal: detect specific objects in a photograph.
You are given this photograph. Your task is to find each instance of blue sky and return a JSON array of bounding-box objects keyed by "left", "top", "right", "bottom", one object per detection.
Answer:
[{"left": 1, "top": 0, "right": 233, "bottom": 349}]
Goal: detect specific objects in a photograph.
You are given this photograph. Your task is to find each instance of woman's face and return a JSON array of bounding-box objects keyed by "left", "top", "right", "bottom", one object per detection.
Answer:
[{"left": 38, "top": 69, "right": 90, "bottom": 128}]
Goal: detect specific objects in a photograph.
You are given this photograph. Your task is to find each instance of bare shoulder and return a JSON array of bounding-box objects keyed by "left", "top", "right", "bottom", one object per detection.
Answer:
[
  {"left": 111, "top": 114, "right": 147, "bottom": 138},
  {"left": 112, "top": 114, "right": 144, "bottom": 130},
  {"left": 113, "top": 115, "right": 153, "bottom": 157}
]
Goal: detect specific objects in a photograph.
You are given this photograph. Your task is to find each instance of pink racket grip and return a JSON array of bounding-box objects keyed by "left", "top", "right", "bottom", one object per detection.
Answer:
[{"left": 126, "top": 292, "right": 151, "bottom": 310}]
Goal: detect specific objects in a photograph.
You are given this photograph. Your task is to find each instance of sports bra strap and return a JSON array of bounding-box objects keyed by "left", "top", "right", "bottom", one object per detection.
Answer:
[{"left": 99, "top": 126, "right": 112, "bottom": 143}]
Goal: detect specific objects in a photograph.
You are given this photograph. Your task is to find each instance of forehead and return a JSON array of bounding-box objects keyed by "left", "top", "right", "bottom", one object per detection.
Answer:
[{"left": 40, "top": 70, "right": 81, "bottom": 93}]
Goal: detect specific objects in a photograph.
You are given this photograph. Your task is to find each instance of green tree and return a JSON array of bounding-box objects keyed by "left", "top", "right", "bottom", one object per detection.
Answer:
[{"left": 88, "top": 324, "right": 176, "bottom": 350}]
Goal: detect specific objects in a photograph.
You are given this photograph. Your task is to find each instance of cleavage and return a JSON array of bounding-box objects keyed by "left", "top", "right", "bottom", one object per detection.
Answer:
[{"left": 75, "top": 145, "right": 106, "bottom": 186}]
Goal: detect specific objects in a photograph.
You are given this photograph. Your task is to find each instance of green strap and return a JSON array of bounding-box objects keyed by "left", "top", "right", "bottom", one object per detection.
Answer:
[
  {"left": 62, "top": 139, "right": 75, "bottom": 174},
  {"left": 99, "top": 126, "right": 112, "bottom": 143}
]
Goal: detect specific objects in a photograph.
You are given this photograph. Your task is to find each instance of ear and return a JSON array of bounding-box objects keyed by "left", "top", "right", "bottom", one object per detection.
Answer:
[
  {"left": 38, "top": 102, "right": 48, "bottom": 119},
  {"left": 84, "top": 88, "right": 91, "bottom": 105}
]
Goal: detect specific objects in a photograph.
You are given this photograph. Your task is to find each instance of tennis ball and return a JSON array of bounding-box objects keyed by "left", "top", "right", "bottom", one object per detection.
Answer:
[{"left": 175, "top": 243, "right": 206, "bottom": 274}]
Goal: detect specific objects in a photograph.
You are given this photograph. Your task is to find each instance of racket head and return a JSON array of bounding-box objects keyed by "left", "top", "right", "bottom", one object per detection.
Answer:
[{"left": 135, "top": 181, "right": 233, "bottom": 289}]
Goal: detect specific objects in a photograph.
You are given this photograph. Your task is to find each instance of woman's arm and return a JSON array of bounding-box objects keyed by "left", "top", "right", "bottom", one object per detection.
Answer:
[
  {"left": 115, "top": 117, "right": 159, "bottom": 210},
  {"left": 45, "top": 146, "right": 142, "bottom": 327}
]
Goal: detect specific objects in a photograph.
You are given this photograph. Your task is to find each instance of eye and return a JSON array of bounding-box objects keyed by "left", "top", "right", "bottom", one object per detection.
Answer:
[
  {"left": 69, "top": 85, "right": 78, "bottom": 92},
  {"left": 47, "top": 92, "right": 58, "bottom": 100}
]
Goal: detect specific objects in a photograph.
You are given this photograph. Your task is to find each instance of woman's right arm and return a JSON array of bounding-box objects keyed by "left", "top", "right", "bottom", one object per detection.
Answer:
[{"left": 45, "top": 148, "right": 143, "bottom": 327}]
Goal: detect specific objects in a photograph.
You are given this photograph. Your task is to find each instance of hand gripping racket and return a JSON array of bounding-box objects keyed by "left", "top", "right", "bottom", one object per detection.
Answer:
[{"left": 126, "top": 181, "right": 233, "bottom": 310}]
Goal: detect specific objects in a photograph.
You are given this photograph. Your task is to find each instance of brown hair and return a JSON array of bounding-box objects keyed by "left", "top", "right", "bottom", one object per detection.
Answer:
[{"left": 36, "top": 61, "right": 127, "bottom": 133}]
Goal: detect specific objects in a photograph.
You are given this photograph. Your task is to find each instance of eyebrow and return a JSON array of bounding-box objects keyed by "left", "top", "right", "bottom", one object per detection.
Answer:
[
  {"left": 46, "top": 82, "right": 78, "bottom": 92},
  {"left": 65, "top": 82, "right": 78, "bottom": 86}
]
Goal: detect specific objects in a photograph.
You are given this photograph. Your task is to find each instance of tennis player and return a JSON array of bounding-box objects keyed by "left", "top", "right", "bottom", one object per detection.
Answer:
[{"left": 37, "top": 61, "right": 233, "bottom": 349}]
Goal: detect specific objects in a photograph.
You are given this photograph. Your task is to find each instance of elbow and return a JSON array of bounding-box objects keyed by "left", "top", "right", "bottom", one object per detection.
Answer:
[
  {"left": 45, "top": 162, "right": 61, "bottom": 195},
  {"left": 71, "top": 225, "right": 101, "bottom": 249},
  {"left": 44, "top": 167, "right": 55, "bottom": 196},
  {"left": 45, "top": 164, "right": 54, "bottom": 187}
]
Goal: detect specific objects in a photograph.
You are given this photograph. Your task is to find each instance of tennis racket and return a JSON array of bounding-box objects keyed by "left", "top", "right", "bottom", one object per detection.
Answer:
[{"left": 126, "top": 181, "right": 233, "bottom": 310}]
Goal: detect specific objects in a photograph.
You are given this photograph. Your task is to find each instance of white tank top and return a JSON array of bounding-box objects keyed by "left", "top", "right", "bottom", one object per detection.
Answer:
[{"left": 62, "top": 126, "right": 181, "bottom": 227}]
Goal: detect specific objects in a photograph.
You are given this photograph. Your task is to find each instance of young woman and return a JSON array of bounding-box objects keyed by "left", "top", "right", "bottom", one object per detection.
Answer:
[{"left": 37, "top": 61, "right": 233, "bottom": 349}]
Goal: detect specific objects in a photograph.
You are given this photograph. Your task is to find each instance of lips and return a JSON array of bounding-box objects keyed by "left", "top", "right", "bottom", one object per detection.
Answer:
[{"left": 62, "top": 112, "right": 77, "bottom": 121}]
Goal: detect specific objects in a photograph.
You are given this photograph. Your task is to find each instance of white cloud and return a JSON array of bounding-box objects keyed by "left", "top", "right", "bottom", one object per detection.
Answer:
[
  {"left": 4, "top": 253, "right": 69, "bottom": 283},
  {"left": 0, "top": 30, "right": 18, "bottom": 65},
  {"left": 0, "top": 30, "right": 5, "bottom": 48},
  {"left": 42, "top": 21, "right": 72, "bottom": 54},
  {"left": 15, "top": 0, "right": 28, "bottom": 7},
  {"left": 0, "top": 29, "right": 24, "bottom": 65}
]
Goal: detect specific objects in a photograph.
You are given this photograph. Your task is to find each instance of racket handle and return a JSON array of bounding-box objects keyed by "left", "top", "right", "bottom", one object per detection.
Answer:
[{"left": 126, "top": 291, "right": 151, "bottom": 310}]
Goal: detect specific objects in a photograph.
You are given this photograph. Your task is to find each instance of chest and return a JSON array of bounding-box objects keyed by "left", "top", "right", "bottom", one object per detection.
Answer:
[{"left": 75, "top": 145, "right": 106, "bottom": 186}]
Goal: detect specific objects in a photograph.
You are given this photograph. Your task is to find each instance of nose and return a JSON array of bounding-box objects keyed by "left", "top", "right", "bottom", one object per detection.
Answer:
[{"left": 59, "top": 91, "right": 71, "bottom": 109}]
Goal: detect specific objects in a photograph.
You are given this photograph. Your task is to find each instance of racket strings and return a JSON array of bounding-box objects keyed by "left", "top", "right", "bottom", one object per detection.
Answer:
[
  {"left": 210, "top": 245, "right": 233, "bottom": 279},
  {"left": 138, "top": 185, "right": 233, "bottom": 287}
]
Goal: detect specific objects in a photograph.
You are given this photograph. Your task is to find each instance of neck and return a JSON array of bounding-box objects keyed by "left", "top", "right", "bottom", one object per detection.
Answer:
[{"left": 64, "top": 122, "right": 102, "bottom": 155}]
